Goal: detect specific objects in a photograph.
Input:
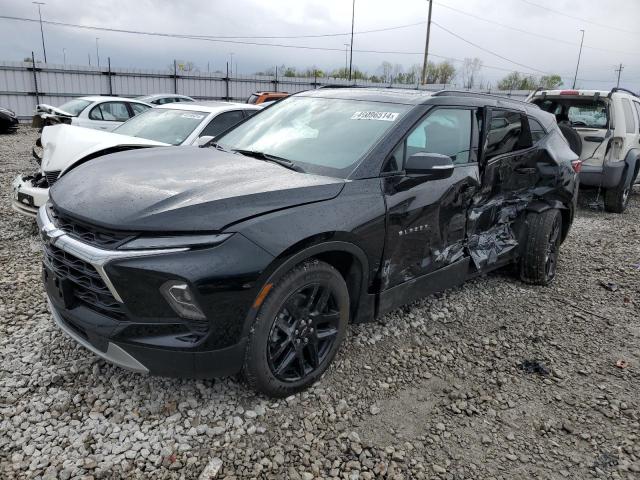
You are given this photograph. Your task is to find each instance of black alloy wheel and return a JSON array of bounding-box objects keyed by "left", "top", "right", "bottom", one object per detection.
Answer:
[
  {"left": 544, "top": 213, "right": 561, "bottom": 281},
  {"left": 242, "top": 260, "right": 349, "bottom": 397},
  {"left": 267, "top": 283, "right": 340, "bottom": 382}
]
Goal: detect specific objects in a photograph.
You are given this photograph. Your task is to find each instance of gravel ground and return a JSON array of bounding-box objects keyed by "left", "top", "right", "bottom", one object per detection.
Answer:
[{"left": 1, "top": 126, "right": 639, "bottom": 480}]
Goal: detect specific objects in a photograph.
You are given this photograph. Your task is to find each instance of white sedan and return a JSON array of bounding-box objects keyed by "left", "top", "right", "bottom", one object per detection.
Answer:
[
  {"left": 13, "top": 102, "right": 262, "bottom": 217},
  {"left": 33, "top": 96, "right": 152, "bottom": 132}
]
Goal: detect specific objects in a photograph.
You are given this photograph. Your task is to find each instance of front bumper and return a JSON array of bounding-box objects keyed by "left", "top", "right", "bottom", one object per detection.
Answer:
[
  {"left": 37, "top": 205, "right": 273, "bottom": 378},
  {"left": 11, "top": 174, "right": 49, "bottom": 217}
]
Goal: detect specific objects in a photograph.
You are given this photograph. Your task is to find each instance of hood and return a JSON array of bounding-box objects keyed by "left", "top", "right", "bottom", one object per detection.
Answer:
[
  {"left": 50, "top": 146, "right": 346, "bottom": 232},
  {"left": 36, "top": 103, "right": 74, "bottom": 116},
  {"left": 41, "top": 124, "right": 168, "bottom": 173}
]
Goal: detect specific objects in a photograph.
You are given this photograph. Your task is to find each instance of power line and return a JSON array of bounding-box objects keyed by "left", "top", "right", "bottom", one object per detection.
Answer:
[
  {"left": 516, "top": 0, "right": 639, "bottom": 35},
  {"left": 435, "top": 1, "right": 639, "bottom": 57},
  {"left": 431, "top": 20, "right": 551, "bottom": 75},
  {"left": 0, "top": 14, "right": 618, "bottom": 83}
]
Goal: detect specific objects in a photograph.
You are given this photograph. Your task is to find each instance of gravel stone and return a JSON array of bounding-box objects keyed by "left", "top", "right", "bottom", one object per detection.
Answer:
[{"left": 1, "top": 126, "right": 639, "bottom": 479}]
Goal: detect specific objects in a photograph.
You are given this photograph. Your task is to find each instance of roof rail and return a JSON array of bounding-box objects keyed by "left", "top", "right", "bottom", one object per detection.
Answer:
[
  {"left": 432, "top": 90, "right": 532, "bottom": 105},
  {"left": 608, "top": 87, "right": 638, "bottom": 99}
]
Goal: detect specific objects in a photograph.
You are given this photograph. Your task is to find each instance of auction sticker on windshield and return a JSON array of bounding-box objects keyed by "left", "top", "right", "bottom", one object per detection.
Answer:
[
  {"left": 181, "top": 113, "right": 205, "bottom": 120},
  {"left": 351, "top": 111, "right": 399, "bottom": 121}
]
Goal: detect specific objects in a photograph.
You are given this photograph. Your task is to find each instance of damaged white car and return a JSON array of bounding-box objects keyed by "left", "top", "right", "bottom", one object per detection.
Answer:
[
  {"left": 32, "top": 96, "right": 152, "bottom": 131},
  {"left": 13, "top": 102, "right": 262, "bottom": 217}
]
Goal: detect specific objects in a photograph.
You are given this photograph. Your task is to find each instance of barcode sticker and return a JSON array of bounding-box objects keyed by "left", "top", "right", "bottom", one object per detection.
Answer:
[{"left": 351, "top": 111, "right": 399, "bottom": 121}]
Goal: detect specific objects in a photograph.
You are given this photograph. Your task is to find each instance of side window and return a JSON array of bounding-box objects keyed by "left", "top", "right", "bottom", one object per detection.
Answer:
[
  {"left": 634, "top": 102, "right": 640, "bottom": 133},
  {"left": 529, "top": 118, "right": 547, "bottom": 143},
  {"left": 382, "top": 142, "right": 405, "bottom": 173},
  {"left": 485, "top": 110, "right": 530, "bottom": 160},
  {"left": 90, "top": 102, "right": 130, "bottom": 121},
  {"left": 199, "top": 110, "right": 245, "bottom": 137},
  {"left": 406, "top": 108, "right": 473, "bottom": 165},
  {"left": 621, "top": 98, "right": 637, "bottom": 134},
  {"left": 88, "top": 105, "right": 103, "bottom": 120},
  {"left": 129, "top": 103, "right": 150, "bottom": 116},
  {"left": 243, "top": 109, "right": 258, "bottom": 118}
]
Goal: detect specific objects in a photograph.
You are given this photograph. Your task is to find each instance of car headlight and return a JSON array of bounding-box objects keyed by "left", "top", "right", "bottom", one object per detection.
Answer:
[
  {"left": 0, "top": 107, "right": 16, "bottom": 117},
  {"left": 119, "top": 233, "right": 232, "bottom": 250}
]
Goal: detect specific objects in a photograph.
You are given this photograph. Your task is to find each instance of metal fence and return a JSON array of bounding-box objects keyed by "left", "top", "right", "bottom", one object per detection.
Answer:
[{"left": 0, "top": 58, "right": 533, "bottom": 120}]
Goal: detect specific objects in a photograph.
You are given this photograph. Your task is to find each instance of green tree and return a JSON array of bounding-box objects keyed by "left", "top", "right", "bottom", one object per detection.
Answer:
[
  {"left": 539, "top": 74, "right": 563, "bottom": 89},
  {"left": 498, "top": 71, "right": 563, "bottom": 90}
]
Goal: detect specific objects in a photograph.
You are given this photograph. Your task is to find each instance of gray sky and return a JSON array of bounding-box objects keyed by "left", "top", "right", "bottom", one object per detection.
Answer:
[{"left": 1, "top": 0, "right": 639, "bottom": 90}]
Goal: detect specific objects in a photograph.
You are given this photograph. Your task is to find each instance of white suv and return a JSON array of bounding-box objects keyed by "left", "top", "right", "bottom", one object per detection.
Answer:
[{"left": 528, "top": 88, "right": 640, "bottom": 212}]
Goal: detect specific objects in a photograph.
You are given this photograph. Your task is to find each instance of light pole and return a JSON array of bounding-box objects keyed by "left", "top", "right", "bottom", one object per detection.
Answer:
[
  {"left": 421, "top": 0, "right": 433, "bottom": 85},
  {"left": 62, "top": 48, "right": 66, "bottom": 65},
  {"left": 33, "top": 2, "right": 47, "bottom": 63},
  {"left": 229, "top": 53, "right": 234, "bottom": 76},
  {"left": 572, "top": 29, "right": 585, "bottom": 89},
  {"left": 95, "top": 38, "right": 100, "bottom": 67},
  {"left": 348, "top": 0, "right": 355, "bottom": 81}
]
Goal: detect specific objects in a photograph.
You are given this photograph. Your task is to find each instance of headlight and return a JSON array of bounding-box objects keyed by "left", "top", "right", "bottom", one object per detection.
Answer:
[
  {"left": 0, "top": 107, "right": 16, "bottom": 117},
  {"left": 119, "top": 233, "right": 232, "bottom": 250}
]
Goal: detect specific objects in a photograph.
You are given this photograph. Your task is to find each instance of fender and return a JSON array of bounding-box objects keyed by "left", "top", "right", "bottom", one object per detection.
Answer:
[
  {"left": 525, "top": 199, "right": 567, "bottom": 213},
  {"left": 241, "top": 240, "right": 374, "bottom": 339},
  {"left": 623, "top": 149, "right": 640, "bottom": 186}
]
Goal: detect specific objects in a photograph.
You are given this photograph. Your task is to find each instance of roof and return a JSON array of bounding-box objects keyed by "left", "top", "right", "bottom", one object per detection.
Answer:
[
  {"left": 137, "top": 93, "right": 194, "bottom": 101},
  {"left": 78, "top": 95, "right": 151, "bottom": 104},
  {"left": 155, "top": 101, "right": 262, "bottom": 113},
  {"left": 532, "top": 88, "right": 638, "bottom": 99},
  {"left": 299, "top": 88, "right": 435, "bottom": 105}
]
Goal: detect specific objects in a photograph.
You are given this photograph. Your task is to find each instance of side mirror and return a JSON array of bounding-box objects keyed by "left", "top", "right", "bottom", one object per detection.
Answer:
[
  {"left": 405, "top": 152, "right": 454, "bottom": 179},
  {"left": 197, "top": 135, "right": 215, "bottom": 147}
]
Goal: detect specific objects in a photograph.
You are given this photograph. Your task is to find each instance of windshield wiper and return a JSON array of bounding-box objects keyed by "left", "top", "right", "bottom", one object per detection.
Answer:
[
  {"left": 208, "top": 142, "right": 230, "bottom": 152},
  {"left": 232, "top": 149, "right": 305, "bottom": 173}
]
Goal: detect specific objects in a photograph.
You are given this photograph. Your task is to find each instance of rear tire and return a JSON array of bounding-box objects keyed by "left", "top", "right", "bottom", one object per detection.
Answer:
[
  {"left": 604, "top": 175, "right": 630, "bottom": 213},
  {"left": 241, "top": 260, "right": 349, "bottom": 397},
  {"left": 520, "top": 209, "right": 562, "bottom": 286}
]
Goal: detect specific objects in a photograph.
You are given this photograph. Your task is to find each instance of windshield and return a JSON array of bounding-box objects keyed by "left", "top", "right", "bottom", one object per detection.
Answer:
[
  {"left": 217, "top": 96, "right": 409, "bottom": 177},
  {"left": 535, "top": 98, "right": 609, "bottom": 129},
  {"left": 57, "top": 99, "right": 91, "bottom": 116},
  {"left": 114, "top": 108, "right": 208, "bottom": 145}
]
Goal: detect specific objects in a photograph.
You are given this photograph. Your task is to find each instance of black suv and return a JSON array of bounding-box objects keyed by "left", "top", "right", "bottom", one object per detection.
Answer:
[{"left": 38, "top": 88, "right": 579, "bottom": 397}]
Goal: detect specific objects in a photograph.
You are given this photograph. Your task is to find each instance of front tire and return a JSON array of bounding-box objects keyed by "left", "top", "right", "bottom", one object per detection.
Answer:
[
  {"left": 242, "top": 260, "right": 349, "bottom": 397},
  {"left": 520, "top": 209, "right": 562, "bottom": 286},
  {"left": 604, "top": 175, "right": 631, "bottom": 213}
]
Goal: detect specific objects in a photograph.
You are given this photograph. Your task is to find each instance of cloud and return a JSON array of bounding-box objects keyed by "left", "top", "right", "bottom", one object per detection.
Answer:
[{"left": 0, "top": 0, "right": 638, "bottom": 90}]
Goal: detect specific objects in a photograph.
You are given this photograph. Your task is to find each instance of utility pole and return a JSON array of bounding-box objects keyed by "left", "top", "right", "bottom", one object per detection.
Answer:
[
  {"left": 229, "top": 53, "right": 234, "bottom": 76},
  {"left": 33, "top": 2, "right": 47, "bottom": 63},
  {"left": 421, "top": 0, "right": 433, "bottom": 85},
  {"left": 62, "top": 48, "right": 66, "bottom": 65},
  {"left": 95, "top": 38, "right": 100, "bottom": 67},
  {"left": 344, "top": 43, "right": 349, "bottom": 77},
  {"left": 615, "top": 63, "right": 624, "bottom": 88},
  {"left": 572, "top": 29, "right": 585, "bottom": 89},
  {"left": 348, "top": 0, "right": 355, "bottom": 82}
]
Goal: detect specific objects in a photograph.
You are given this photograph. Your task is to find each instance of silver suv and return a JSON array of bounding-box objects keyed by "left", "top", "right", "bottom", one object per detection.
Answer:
[{"left": 528, "top": 88, "right": 640, "bottom": 213}]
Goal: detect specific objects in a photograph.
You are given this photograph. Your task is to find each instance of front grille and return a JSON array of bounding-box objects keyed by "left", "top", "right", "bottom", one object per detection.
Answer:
[
  {"left": 44, "top": 170, "right": 61, "bottom": 187},
  {"left": 48, "top": 205, "right": 133, "bottom": 249},
  {"left": 43, "top": 243, "right": 125, "bottom": 320}
]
